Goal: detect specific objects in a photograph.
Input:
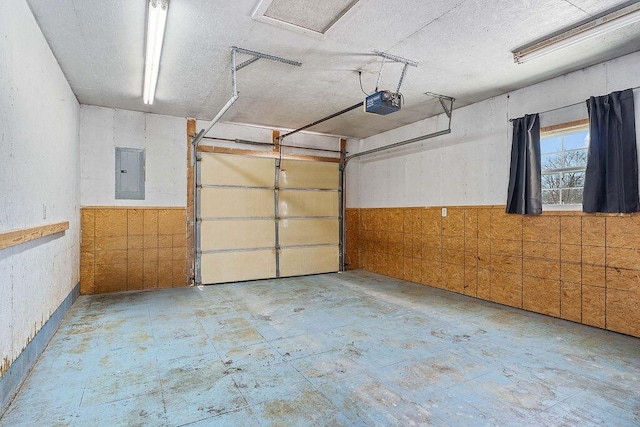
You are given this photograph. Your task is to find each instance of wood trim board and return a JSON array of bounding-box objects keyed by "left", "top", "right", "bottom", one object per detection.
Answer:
[
  {"left": 198, "top": 146, "right": 341, "bottom": 164},
  {"left": 0, "top": 221, "right": 69, "bottom": 250}
]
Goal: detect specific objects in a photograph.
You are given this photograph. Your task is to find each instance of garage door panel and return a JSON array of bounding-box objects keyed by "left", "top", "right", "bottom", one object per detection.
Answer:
[
  {"left": 201, "top": 154, "right": 275, "bottom": 187},
  {"left": 280, "top": 160, "right": 339, "bottom": 189},
  {"left": 201, "top": 220, "right": 275, "bottom": 251},
  {"left": 279, "top": 246, "right": 339, "bottom": 277},
  {"left": 201, "top": 188, "right": 274, "bottom": 218},
  {"left": 198, "top": 152, "right": 341, "bottom": 284},
  {"left": 279, "top": 219, "right": 339, "bottom": 246},
  {"left": 201, "top": 250, "right": 276, "bottom": 284},
  {"left": 279, "top": 190, "right": 339, "bottom": 217}
]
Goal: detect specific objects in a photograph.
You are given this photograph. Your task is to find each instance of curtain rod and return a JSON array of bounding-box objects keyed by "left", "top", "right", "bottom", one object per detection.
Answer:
[{"left": 508, "top": 85, "right": 640, "bottom": 122}]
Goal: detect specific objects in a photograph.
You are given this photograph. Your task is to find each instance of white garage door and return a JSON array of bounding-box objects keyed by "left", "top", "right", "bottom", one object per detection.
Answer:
[{"left": 197, "top": 153, "right": 339, "bottom": 284}]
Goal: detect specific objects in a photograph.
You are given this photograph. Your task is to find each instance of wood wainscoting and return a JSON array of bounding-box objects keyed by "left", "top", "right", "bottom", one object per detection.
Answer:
[
  {"left": 80, "top": 207, "right": 187, "bottom": 294},
  {"left": 345, "top": 206, "right": 640, "bottom": 338}
]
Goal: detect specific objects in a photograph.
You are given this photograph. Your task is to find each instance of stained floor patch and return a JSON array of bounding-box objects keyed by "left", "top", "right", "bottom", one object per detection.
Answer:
[{"left": 1, "top": 270, "right": 639, "bottom": 426}]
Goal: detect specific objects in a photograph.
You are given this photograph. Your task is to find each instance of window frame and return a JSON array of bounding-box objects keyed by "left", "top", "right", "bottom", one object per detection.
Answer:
[{"left": 540, "top": 119, "right": 590, "bottom": 211}]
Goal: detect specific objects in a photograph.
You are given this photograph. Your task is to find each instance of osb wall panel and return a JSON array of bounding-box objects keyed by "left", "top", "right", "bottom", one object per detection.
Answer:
[
  {"left": 350, "top": 206, "right": 640, "bottom": 338},
  {"left": 81, "top": 207, "right": 187, "bottom": 295}
]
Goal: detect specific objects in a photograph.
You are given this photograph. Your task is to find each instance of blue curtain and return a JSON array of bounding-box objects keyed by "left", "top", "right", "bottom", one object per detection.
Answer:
[
  {"left": 506, "top": 114, "right": 542, "bottom": 215},
  {"left": 583, "top": 89, "right": 639, "bottom": 213}
]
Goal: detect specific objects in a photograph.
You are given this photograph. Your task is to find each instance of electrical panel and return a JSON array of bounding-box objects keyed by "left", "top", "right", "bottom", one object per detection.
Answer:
[{"left": 115, "top": 147, "right": 145, "bottom": 200}]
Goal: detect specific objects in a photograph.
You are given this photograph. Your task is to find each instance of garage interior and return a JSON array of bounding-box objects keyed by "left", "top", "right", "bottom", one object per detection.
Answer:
[{"left": 1, "top": 0, "right": 640, "bottom": 425}]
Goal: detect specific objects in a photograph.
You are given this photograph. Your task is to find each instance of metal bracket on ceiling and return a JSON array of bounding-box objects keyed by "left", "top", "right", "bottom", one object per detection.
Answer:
[
  {"left": 425, "top": 92, "right": 455, "bottom": 119},
  {"left": 375, "top": 51, "right": 418, "bottom": 94},
  {"left": 233, "top": 46, "right": 302, "bottom": 70},
  {"left": 191, "top": 46, "right": 302, "bottom": 148}
]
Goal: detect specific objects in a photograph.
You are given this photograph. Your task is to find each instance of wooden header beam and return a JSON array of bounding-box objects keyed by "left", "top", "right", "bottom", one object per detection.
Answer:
[
  {"left": 198, "top": 146, "right": 341, "bottom": 163},
  {"left": 0, "top": 222, "right": 69, "bottom": 251}
]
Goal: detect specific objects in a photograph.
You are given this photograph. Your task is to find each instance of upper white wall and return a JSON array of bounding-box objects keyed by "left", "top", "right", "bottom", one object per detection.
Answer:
[
  {"left": 80, "top": 106, "right": 187, "bottom": 207},
  {"left": 0, "top": 0, "right": 80, "bottom": 374},
  {"left": 351, "top": 51, "right": 640, "bottom": 208}
]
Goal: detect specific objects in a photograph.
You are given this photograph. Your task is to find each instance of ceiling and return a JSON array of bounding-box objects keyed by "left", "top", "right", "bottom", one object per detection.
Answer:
[{"left": 27, "top": 0, "right": 640, "bottom": 139}]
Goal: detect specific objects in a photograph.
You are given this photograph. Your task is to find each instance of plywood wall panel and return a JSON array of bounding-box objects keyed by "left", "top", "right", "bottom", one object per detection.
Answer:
[
  {"left": 95, "top": 209, "right": 127, "bottom": 237},
  {"left": 491, "top": 271, "right": 522, "bottom": 308},
  {"left": 606, "top": 288, "right": 640, "bottom": 337},
  {"left": 128, "top": 249, "right": 143, "bottom": 264},
  {"left": 561, "top": 262, "right": 582, "bottom": 283},
  {"left": 128, "top": 236, "right": 143, "bottom": 249},
  {"left": 523, "top": 242, "right": 560, "bottom": 260},
  {"left": 127, "top": 210, "right": 144, "bottom": 235},
  {"left": 561, "top": 244, "right": 581, "bottom": 263},
  {"left": 492, "top": 239, "right": 522, "bottom": 257},
  {"left": 606, "top": 247, "right": 640, "bottom": 270},
  {"left": 561, "top": 282, "right": 581, "bottom": 322},
  {"left": 418, "top": 260, "right": 442, "bottom": 287},
  {"left": 94, "top": 236, "right": 127, "bottom": 251},
  {"left": 159, "top": 209, "right": 186, "bottom": 235},
  {"left": 478, "top": 209, "right": 491, "bottom": 239},
  {"left": 582, "top": 285, "right": 606, "bottom": 328},
  {"left": 464, "top": 266, "right": 478, "bottom": 296},
  {"left": 523, "top": 258, "right": 560, "bottom": 280},
  {"left": 441, "top": 263, "right": 464, "bottom": 293},
  {"left": 422, "top": 209, "right": 441, "bottom": 235},
  {"left": 606, "top": 267, "right": 640, "bottom": 291},
  {"left": 582, "top": 265, "right": 606, "bottom": 287},
  {"left": 442, "top": 236, "right": 464, "bottom": 251},
  {"left": 477, "top": 268, "right": 491, "bottom": 299},
  {"left": 127, "top": 263, "right": 144, "bottom": 291},
  {"left": 441, "top": 249, "right": 465, "bottom": 265},
  {"left": 491, "top": 254, "right": 522, "bottom": 275},
  {"left": 389, "top": 209, "right": 403, "bottom": 232},
  {"left": 561, "top": 217, "right": 581, "bottom": 245},
  {"left": 491, "top": 211, "right": 521, "bottom": 240},
  {"left": 81, "top": 207, "right": 187, "bottom": 294},
  {"left": 522, "top": 216, "right": 560, "bottom": 243},
  {"left": 582, "top": 245, "right": 605, "bottom": 266},
  {"left": 523, "top": 276, "right": 560, "bottom": 317},
  {"left": 606, "top": 216, "right": 640, "bottom": 249},
  {"left": 144, "top": 210, "right": 159, "bottom": 235},
  {"left": 442, "top": 209, "right": 464, "bottom": 236},
  {"left": 582, "top": 217, "right": 605, "bottom": 246}
]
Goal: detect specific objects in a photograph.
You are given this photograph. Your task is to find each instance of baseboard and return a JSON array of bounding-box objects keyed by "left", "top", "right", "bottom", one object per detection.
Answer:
[{"left": 0, "top": 282, "right": 80, "bottom": 414}]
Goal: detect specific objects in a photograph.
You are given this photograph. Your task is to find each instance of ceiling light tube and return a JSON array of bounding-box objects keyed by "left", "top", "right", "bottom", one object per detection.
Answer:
[
  {"left": 143, "top": 0, "right": 169, "bottom": 104},
  {"left": 513, "top": 3, "right": 640, "bottom": 64}
]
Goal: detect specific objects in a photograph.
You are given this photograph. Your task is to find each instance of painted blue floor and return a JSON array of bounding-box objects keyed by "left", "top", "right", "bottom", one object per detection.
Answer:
[{"left": 1, "top": 270, "right": 639, "bottom": 426}]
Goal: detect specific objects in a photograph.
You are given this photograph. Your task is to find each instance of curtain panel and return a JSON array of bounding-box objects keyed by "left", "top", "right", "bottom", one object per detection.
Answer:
[
  {"left": 583, "top": 89, "right": 639, "bottom": 213},
  {"left": 506, "top": 114, "right": 542, "bottom": 215}
]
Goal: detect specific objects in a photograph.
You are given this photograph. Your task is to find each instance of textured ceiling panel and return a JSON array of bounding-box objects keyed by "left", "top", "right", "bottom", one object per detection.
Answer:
[
  {"left": 26, "top": 0, "right": 639, "bottom": 139},
  {"left": 264, "top": 0, "right": 360, "bottom": 33}
]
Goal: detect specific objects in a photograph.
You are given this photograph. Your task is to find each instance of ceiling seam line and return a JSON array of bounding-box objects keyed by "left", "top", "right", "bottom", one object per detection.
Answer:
[
  {"left": 561, "top": 0, "right": 592, "bottom": 17},
  {"left": 384, "top": 0, "right": 470, "bottom": 53}
]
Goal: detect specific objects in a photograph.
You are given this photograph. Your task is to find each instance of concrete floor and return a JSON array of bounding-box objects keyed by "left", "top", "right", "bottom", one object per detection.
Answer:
[{"left": 1, "top": 271, "right": 639, "bottom": 426}]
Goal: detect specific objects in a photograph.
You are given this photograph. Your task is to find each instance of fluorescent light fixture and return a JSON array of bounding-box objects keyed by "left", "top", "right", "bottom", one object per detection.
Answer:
[
  {"left": 513, "top": 3, "right": 640, "bottom": 64},
  {"left": 143, "top": 0, "right": 169, "bottom": 104}
]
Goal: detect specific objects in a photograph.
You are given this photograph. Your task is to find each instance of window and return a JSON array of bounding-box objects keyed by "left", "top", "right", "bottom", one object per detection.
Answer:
[{"left": 540, "top": 121, "right": 589, "bottom": 206}]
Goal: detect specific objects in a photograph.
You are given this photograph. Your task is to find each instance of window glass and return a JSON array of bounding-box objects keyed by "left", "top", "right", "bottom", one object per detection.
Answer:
[{"left": 541, "top": 125, "right": 589, "bottom": 206}]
